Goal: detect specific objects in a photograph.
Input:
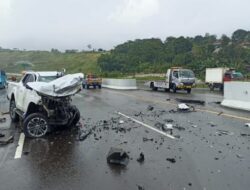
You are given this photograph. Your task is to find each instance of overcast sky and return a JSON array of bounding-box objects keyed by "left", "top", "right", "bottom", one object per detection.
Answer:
[{"left": 0, "top": 0, "right": 250, "bottom": 51}]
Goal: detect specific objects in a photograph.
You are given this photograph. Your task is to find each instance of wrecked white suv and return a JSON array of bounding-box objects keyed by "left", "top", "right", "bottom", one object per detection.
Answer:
[{"left": 7, "top": 71, "right": 83, "bottom": 138}]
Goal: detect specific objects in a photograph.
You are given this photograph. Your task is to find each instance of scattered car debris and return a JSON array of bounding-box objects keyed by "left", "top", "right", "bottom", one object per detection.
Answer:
[
  {"left": 134, "top": 112, "right": 144, "bottom": 117},
  {"left": 0, "top": 135, "right": 14, "bottom": 145},
  {"left": 216, "top": 130, "right": 234, "bottom": 136},
  {"left": 164, "top": 119, "right": 174, "bottom": 123},
  {"left": 1, "top": 111, "right": 9, "bottom": 115},
  {"left": 79, "top": 130, "right": 92, "bottom": 141},
  {"left": 241, "top": 133, "right": 250, "bottom": 137},
  {"left": 137, "top": 152, "right": 145, "bottom": 163},
  {"left": 177, "top": 103, "right": 195, "bottom": 112},
  {"left": 154, "top": 122, "right": 164, "bottom": 129},
  {"left": 245, "top": 123, "right": 250, "bottom": 128},
  {"left": 176, "top": 98, "right": 205, "bottom": 105},
  {"left": 208, "top": 122, "right": 217, "bottom": 127},
  {"left": 165, "top": 123, "right": 173, "bottom": 130},
  {"left": 178, "top": 103, "right": 189, "bottom": 110},
  {"left": 119, "top": 120, "right": 125, "bottom": 124},
  {"left": 236, "top": 154, "right": 244, "bottom": 159},
  {"left": 166, "top": 98, "right": 171, "bottom": 101},
  {"left": 143, "top": 137, "right": 154, "bottom": 142},
  {"left": 173, "top": 124, "right": 185, "bottom": 131},
  {"left": 0, "top": 117, "right": 6, "bottom": 123},
  {"left": 137, "top": 185, "right": 145, "bottom": 190},
  {"left": 107, "top": 147, "right": 129, "bottom": 166},
  {"left": 191, "top": 125, "right": 198, "bottom": 128},
  {"left": 147, "top": 105, "right": 154, "bottom": 111},
  {"left": 166, "top": 158, "right": 176, "bottom": 163}
]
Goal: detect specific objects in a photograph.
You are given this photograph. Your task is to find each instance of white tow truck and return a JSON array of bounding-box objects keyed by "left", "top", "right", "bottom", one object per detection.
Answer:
[
  {"left": 147, "top": 67, "right": 195, "bottom": 93},
  {"left": 7, "top": 71, "right": 83, "bottom": 138}
]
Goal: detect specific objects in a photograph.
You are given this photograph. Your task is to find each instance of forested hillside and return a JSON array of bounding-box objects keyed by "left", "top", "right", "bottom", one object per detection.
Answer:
[{"left": 98, "top": 29, "right": 250, "bottom": 78}]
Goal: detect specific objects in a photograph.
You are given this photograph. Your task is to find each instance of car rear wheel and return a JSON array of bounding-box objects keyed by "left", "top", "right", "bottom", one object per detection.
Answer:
[
  {"left": 23, "top": 113, "right": 49, "bottom": 138},
  {"left": 9, "top": 99, "right": 19, "bottom": 122}
]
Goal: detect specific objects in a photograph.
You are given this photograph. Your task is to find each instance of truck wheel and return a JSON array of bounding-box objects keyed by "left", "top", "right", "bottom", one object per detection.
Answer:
[
  {"left": 209, "top": 84, "right": 214, "bottom": 91},
  {"left": 9, "top": 99, "right": 19, "bottom": 122},
  {"left": 187, "top": 89, "right": 191, "bottom": 94},
  {"left": 172, "top": 84, "right": 177, "bottom": 93},
  {"left": 23, "top": 113, "right": 49, "bottom": 138},
  {"left": 150, "top": 83, "right": 158, "bottom": 91},
  {"left": 165, "top": 88, "right": 170, "bottom": 92}
]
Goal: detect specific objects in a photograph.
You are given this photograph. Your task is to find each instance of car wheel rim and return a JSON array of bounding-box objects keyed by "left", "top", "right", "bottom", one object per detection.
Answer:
[{"left": 27, "top": 117, "right": 48, "bottom": 137}]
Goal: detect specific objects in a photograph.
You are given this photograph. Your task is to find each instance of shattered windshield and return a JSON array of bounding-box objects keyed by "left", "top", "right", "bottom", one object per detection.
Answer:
[
  {"left": 38, "top": 76, "right": 59, "bottom": 82},
  {"left": 179, "top": 70, "right": 195, "bottom": 78}
]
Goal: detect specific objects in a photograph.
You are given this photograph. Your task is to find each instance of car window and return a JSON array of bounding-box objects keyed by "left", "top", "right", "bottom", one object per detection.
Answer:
[{"left": 23, "top": 74, "right": 35, "bottom": 85}]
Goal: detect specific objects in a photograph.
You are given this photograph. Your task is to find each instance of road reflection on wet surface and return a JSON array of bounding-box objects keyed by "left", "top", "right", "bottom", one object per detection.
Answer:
[{"left": 0, "top": 88, "right": 250, "bottom": 190}]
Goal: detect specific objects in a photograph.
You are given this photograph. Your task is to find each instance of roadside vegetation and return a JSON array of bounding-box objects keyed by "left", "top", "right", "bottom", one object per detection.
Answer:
[
  {"left": 0, "top": 50, "right": 101, "bottom": 74},
  {"left": 0, "top": 29, "right": 250, "bottom": 79},
  {"left": 98, "top": 29, "right": 250, "bottom": 79}
]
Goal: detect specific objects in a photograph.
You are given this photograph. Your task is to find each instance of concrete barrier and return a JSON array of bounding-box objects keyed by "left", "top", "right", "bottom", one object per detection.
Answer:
[
  {"left": 221, "top": 82, "right": 250, "bottom": 111},
  {"left": 102, "top": 79, "right": 137, "bottom": 90}
]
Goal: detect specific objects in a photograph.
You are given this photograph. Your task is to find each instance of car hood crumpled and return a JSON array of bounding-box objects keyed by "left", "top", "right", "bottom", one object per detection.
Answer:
[{"left": 27, "top": 73, "right": 84, "bottom": 97}]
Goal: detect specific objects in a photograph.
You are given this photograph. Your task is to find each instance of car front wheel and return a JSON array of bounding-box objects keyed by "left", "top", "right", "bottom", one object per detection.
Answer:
[{"left": 23, "top": 113, "right": 49, "bottom": 138}]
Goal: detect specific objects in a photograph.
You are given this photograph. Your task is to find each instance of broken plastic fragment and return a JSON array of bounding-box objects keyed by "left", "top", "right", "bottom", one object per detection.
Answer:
[
  {"left": 119, "top": 120, "right": 124, "bottom": 124},
  {"left": 0, "top": 118, "right": 6, "bottom": 123},
  {"left": 147, "top": 105, "right": 154, "bottom": 111},
  {"left": 178, "top": 103, "right": 190, "bottom": 110},
  {"left": 137, "top": 152, "right": 145, "bottom": 163},
  {"left": 245, "top": 123, "right": 250, "bottom": 128},
  {"left": 107, "top": 147, "right": 129, "bottom": 166},
  {"left": 166, "top": 158, "right": 176, "bottom": 163}
]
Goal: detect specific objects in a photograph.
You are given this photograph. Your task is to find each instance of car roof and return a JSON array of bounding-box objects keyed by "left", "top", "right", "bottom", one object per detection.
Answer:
[{"left": 25, "top": 71, "right": 61, "bottom": 77}]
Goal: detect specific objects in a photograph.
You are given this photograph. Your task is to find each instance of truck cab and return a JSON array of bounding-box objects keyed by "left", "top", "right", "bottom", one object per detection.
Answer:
[{"left": 148, "top": 67, "right": 195, "bottom": 93}]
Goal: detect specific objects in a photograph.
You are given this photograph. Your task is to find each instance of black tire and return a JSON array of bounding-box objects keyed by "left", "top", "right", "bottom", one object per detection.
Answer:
[
  {"left": 165, "top": 88, "right": 170, "bottom": 92},
  {"left": 71, "top": 106, "right": 80, "bottom": 126},
  {"left": 9, "top": 99, "right": 19, "bottom": 122},
  {"left": 172, "top": 84, "right": 177, "bottom": 93},
  {"left": 150, "top": 83, "right": 158, "bottom": 91},
  {"left": 209, "top": 84, "right": 214, "bottom": 91},
  {"left": 187, "top": 88, "right": 191, "bottom": 94},
  {"left": 23, "top": 113, "right": 49, "bottom": 138}
]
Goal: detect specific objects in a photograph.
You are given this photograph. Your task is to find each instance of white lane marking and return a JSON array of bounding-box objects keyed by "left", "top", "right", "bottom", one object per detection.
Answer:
[
  {"left": 117, "top": 112, "right": 176, "bottom": 140},
  {"left": 14, "top": 133, "right": 25, "bottom": 159}
]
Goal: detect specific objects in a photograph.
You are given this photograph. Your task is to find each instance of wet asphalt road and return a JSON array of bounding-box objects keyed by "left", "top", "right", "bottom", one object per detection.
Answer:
[{"left": 0, "top": 87, "right": 250, "bottom": 190}]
